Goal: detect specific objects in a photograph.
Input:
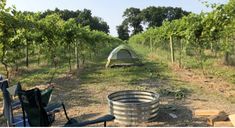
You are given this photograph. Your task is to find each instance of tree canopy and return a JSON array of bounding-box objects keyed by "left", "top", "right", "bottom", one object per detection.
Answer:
[
  {"left": 22, "top": 8, "right": 110, "bottom": 34},
  {"left": 117, "top": 6, "right": 190, "bottom": 40}
]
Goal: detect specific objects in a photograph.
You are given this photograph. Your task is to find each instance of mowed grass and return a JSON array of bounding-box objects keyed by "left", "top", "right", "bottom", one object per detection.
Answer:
[
  {"left": 1, "top": 45, "right": 235, "bottom": 126},
  {"left": 129, "top": 43, "right": 235, "bottom": 104},
  {"left": 1, "top": 49, "right": 201, "bottom": 126},
  {"left": 79, "top": 58, "right": 172, "bottom": 96},
  {"left": 0, "top": 53, "right": 182, "bottom": 126}
]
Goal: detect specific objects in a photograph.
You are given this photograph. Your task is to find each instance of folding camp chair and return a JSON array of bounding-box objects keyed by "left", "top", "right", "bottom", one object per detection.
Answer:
[
  {"left": 0, "top": 74, "right": 3, "bottom": 81},
  {"left": 0, "top": 80, "right": 26, "bottom": 126},
  {"left": 0, "top": 80, "right": 57, "bottom": 126},
  {"left": 18, "top": 87, "right": 115, "bottom": 127},
  {"left": 18, "top": 87, "right": 66, "bottom": 126}
]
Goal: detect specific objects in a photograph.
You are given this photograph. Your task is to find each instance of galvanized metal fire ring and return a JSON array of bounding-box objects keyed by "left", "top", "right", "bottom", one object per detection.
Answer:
[{"left": 107, "top": 90, "right": 159, "bottom": 125}]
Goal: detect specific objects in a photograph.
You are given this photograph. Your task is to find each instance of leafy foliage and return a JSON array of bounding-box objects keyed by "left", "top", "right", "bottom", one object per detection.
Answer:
[
  {"left": 116, "top": 22, "right": 129, "bottom": 40},
  {"left": 117, "top": 6, "right": 190, "bottom": 39},
  {"left": 0, "top": 2, "right": 123, "bottom": 79},
  {"left": 129, "top": 0, "right": 235, "bottom": 69},
  {"left": 39, "top": 8, "right": 110, "bottom": 33}
]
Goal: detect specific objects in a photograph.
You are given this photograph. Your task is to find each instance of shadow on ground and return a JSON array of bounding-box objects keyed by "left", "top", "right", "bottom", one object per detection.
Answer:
[
  {"left": 140, "top": 103, "right": 208, "bottom": 127},
  {"left": 50, "top": 74, "right": 100, "bottom": 107},
  {"left": 74, "top": 112, "right": 102, "bottom": 122},
  {"left": 150, "top": 104, "right": 193, "bottom": 126}
]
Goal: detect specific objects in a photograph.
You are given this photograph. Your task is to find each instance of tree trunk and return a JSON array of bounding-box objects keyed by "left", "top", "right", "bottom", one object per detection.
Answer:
[
  {"left": 82, "top": 54, "right": 85, "bottom": 65},
  {"left": 198, "top": 43, "right": 205, "bottom": 74},
  {"left": 150, "top": 37, "right": 153, "bottom": 52},
  {"left": 26, "top": 41, "right": 29, "bottom": 67},
  {"left": 214, "top": 40, "right": 218, "bottom": 57},
  {"left": 224, "top": 52, "right": 229, "bottom": 65},
  {"left": 179, "top": 39, "right": 183, "bottom": 68},
  {"left": 37, "top": 54, "right": 40, "bottom": 66},
  {"left": 170, "top": 35, "right": 175, "bottom": 63},
  {"left": 15, "top": 61, "right": 19, "bottom": 72},
  {"left": 76, "top": 43, "right": 79, "bottom": 69},
  {"left": 68, "top": 45, "right": 72, "bottom": 72},
  {"left": 224, "top": 37, "right": 230, "bottom": 65},
  {"left": 210, "top": 42, "right": 213, "bottom": 53},
  {"left": 4, "top": 64, "right": 9, "bottom": 79},
  {"left": 37, "top": 48, "right": 41, "bottom": 66},
  {"left": 1, "top": 46, "right": 10, "bottom": 78}
]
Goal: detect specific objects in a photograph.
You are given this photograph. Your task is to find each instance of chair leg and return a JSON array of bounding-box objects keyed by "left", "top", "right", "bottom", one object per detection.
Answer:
[
  {"left": 104, "top": 121, "right": 106, "bottom": 127},
  {"left": 61, "top": 103, "right": 70, "bottom": 121}
]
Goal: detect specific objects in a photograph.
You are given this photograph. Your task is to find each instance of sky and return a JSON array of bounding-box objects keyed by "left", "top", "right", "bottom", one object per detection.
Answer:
[{"left": 7, "top": 0, "right": 229, "bottom": 37}]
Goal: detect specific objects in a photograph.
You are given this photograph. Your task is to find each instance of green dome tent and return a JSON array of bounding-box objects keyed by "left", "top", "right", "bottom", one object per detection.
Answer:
[{"left": 105, "top": 45, "right": 141, "bottom": 68}]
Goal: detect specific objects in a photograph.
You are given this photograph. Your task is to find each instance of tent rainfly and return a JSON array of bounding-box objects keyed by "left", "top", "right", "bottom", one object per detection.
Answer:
[{"left": 105, "top": 44, "right": 141, "bottom": 68}]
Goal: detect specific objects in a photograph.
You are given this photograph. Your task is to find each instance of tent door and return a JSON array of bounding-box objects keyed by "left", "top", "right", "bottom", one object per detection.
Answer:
[{"left": 117, "top": 49, "right": 132, "bottom": 59}]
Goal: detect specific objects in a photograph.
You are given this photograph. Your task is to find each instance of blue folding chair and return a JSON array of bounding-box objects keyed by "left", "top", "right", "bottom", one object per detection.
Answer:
[{"left": 0, "top": 80, "right": 28, "bottom": 126}]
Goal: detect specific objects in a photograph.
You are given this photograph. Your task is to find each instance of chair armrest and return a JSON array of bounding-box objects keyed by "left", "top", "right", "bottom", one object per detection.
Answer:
[
  {"left": 12, "top": 115, "right": 29, "bottom": 127},
  {"left": 44, "top": 103, "right": 62, "bottom": 115},
  {"left": 64, "top": 114, "right": 115, "bottom": 127},
  {"left": 11, "top": 100, "right": 21, "bottom": 110},
  {"left": 41, "top": 87, "right": 53, "bottom": 106}
]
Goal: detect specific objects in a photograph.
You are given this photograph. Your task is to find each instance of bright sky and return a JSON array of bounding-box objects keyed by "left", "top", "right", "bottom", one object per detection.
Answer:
[{"left": 7, "top": 0, "right": 228, "bottom": 37}]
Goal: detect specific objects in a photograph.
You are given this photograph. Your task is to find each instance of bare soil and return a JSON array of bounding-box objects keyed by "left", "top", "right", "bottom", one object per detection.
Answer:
[
  {"left": 1, "top": 62, "right": 235, "bottom": 127},
  {"left": 51, "top": 64, "right": 235, "bottom": 126}
]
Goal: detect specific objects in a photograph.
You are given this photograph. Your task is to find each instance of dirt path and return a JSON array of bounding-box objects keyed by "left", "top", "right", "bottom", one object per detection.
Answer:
[
  {"left": 165, "top": 65, "right": 235, "bottom": 121},
  {"left": 173, "top": 65, "right": 235, "bottom": 97},
  {"left": 52, "top": 61, "right": 235, "bottom": 126},
  {"left": 1, "top": 59, "right": 235, "bottom": 126}
]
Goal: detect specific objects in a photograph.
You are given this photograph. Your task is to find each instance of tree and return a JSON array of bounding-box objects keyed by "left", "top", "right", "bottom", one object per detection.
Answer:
[
  {"left": 123, "top": 7, "right": 143, "bottom": 35},
  {"left": 141, "top": 6, "right": 189, "bottom": 28},
  {"left": 0, "top": 1, "right": 20, "bottom": 78},
  {"left": 117, "top": 6, "right": 190, "bottom": 39},
  {"left": 90, "top": 16, "right": 109, "bottom": 33},
  {"left": 217, "top": 1, "right": 235, "bottom": 64},
  {"left": 39, "top": 14, "right": 64, "bottom": 68},
  {"left": 128, "top": 0, "right": 235, "bottom": 70},
  {"left": 116, "top": 22, "right": 129, "bottom": 40},
  {"left": 77, "top": 9, "right": 109, "bottom": 33},
  {"left": 62, "top": 18, "right": 78, "bottom": 71},
  {"left": 0, "top": 1, "right": 123, "bottom": 79},
  {"left": 40, "top": 8, "right": 110, "bottom": 33}
]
